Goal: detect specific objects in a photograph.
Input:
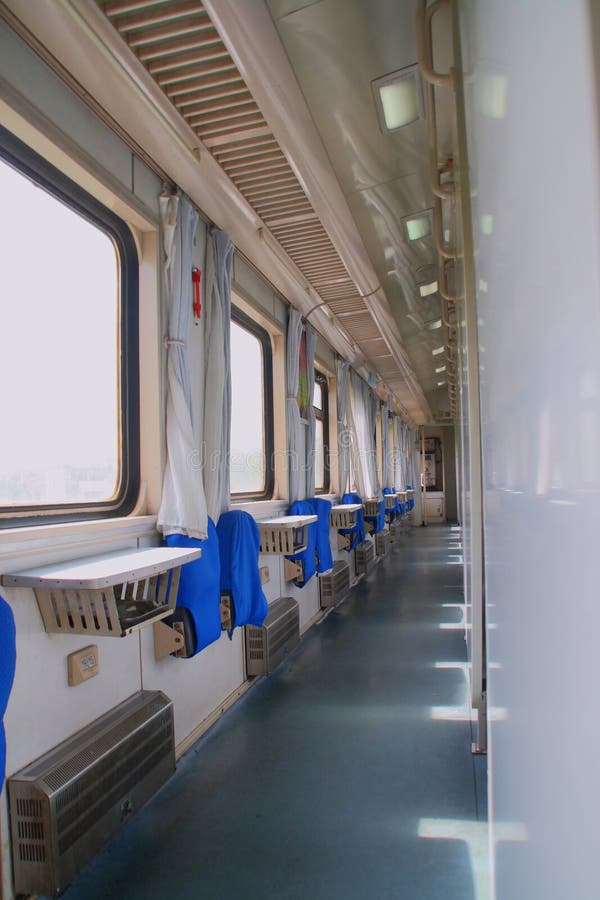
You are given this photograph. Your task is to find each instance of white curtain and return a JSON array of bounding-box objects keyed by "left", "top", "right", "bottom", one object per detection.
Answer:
[
  {"left": 157, "top": 192, "right": 208, "bottom": 540},
  {"left": 287, "top": 308, "right": 303, "bottom": 503},
  {"left": 336, "top": 359, "right": 350, "bottom": 496},
  {"left": 203, "top": 228, "right": 234, "bottom": 523},
  {"left": 381, "top": 401, "right": 392, "bottom": 487},
  {"left": 409, "top": 427, "right": 420, "bottom": 489},
  {"left": 393, "top": 416, "right": 403, "bottom": 489},
  {"left": 347, "top": 370, "right": 381, "bottom": 500},
  {"left": 304, "top": 325, "right": 317, "bottom": 498}
]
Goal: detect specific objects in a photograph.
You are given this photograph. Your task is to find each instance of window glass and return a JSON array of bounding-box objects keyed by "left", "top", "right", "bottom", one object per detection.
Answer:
[
  {"left": 315, "top": 420, "right": 325, "bottom": 491},
  {"left": 230, "top": 313, "right": 274, "bottom": 497},
  {"left": 313, "top": 380, "right": 322, "bottom": 411},
  {"left": 0, "top": 140, "right": 138, "bottom": 518}
]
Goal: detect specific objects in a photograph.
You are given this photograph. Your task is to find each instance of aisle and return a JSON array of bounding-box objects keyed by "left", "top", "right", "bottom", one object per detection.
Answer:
[{"left": 62, "top": 526, "right": 488, "bottom": 900}]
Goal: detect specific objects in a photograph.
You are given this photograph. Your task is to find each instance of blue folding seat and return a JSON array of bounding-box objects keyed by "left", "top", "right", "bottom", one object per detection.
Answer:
[
  {"left": 0, "top": 595, "right": 16, "bottom": 791},
  {"left": 165, "top": 519, "right": 222, "bottom": 656},
  {"left": 217, "top": 511, "right": 268, "bottom": 634}
]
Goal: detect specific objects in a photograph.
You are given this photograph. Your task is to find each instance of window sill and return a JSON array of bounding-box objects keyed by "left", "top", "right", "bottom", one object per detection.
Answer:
[
  {"left": 230, "top": 498, "right": 288, "bottom": 520},
  {"left": 0, "top": 515, "right": 159, "bottom": 577}
]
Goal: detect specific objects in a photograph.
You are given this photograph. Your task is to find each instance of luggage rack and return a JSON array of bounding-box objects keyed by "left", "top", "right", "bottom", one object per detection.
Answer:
[
  {"left": 257, "top": 515, "right": 317, "bottom": 555},
  {"left": 1, "top": 546, "right": 201, "bottom": 638}
]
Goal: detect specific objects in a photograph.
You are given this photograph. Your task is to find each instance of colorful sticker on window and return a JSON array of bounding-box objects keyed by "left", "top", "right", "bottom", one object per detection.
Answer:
[{"left": 297, "top": 329, "right": 309, "bottom": 419}]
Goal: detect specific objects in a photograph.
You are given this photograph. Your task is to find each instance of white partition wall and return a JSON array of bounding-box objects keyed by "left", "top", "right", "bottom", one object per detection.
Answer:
[{"left": 460, "top": 1, "right": 600, "bottom": 897}]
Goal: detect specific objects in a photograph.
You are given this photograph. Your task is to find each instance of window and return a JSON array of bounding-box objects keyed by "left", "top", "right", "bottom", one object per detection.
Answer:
[
  {"left": 313, "top": 371, "right": 330, "bottom": 493},
  {"left": 0, "top": 126, "right": 139, "bottom": 525},
  {"left": 230, "top": 308, "right": 274, "bottom": 498}
]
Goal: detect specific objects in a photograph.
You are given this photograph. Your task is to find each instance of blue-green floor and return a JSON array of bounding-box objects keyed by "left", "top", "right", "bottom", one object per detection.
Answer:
[{"left": 62, "top": 525, "right": 488, "bottom": 900}]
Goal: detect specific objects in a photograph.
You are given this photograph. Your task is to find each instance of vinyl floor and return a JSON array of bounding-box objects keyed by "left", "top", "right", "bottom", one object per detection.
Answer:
[{"left": 61, "top": 525, "right": 489, "bottom": 900}]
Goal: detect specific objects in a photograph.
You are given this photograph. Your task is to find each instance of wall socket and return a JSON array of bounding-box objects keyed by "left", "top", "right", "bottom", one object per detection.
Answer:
[{"left": 67, "top": 645, "right": 99, "bottom": 686}]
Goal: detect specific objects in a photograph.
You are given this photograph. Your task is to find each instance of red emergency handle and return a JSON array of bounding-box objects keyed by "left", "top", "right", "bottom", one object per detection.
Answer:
[{"left": 192, "top": 267, "right": 202, "bottom": 318}]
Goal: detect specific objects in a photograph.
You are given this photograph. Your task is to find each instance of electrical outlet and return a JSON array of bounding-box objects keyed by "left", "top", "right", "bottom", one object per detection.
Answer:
[{"left": 67, "top": 645, "right": 99, "bottom": 686}]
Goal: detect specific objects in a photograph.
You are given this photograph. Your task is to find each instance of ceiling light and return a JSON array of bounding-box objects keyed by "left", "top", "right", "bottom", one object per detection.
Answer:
[
  {"left": 480, "top": 214, "right": 494, "bottom": 236},
  {"left": 403, "top": 210, "right": 433, "bottom": 242},
  {"left": 425, "top": 318, "right": 442, "bottom": 331},
  {"left": 432, "top": 346, "right": 445, "bottom": 356},
  {"left": 419, "top": 280, "right": 438, "bottom": 297},
  {"left": 437, "top": 380, "right": 447, "bottom": 387},
  {"left": 435, "top": 365, "right": 447, "bottom": 374},
  {"left": 479, "top": 74, "right": 508, "bottom": 119},
  {"left": 372, "top": 64, "right": 422, "bottom": 133}
]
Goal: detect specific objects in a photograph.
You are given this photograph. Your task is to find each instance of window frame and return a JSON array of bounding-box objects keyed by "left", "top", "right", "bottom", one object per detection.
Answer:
[
  {"left": 230, "top": 306, "right": 274, "bottom": 501},
  {"left": 313, "top": 370, "right": 330, "bottom": 494},
  {"left": 0, "top": 124, "right": 140, "bottom": 527}
]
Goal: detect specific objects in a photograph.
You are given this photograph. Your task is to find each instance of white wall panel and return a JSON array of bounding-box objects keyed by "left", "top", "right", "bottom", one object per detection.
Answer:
[
  {"left": 3, "top": 587, "right": 142, "bottom": 776},
  {"left": 140, "top": 628, "right": 245, "bottom": 750},
  {"left": 461, "top": 1, "right": 600, "bottom": 897}
]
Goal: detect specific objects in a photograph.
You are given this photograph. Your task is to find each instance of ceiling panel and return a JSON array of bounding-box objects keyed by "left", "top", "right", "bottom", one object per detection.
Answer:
[
  {"left": 269, "top": 0, "right": 456, "bottom": 417},
  {"left": 96, "top": 0, "right": 450, "bottom": 421}
]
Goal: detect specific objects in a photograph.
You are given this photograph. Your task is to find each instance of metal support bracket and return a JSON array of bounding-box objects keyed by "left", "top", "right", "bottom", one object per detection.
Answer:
[
  {"left": 284, "top": 558, "right": 304, "bottom": 583},
  {"left": 153, "top": 620, "right": 185, "bottom": 660},
  {"left": 337, "top": 534, "right": 351, "bottom": 551}
]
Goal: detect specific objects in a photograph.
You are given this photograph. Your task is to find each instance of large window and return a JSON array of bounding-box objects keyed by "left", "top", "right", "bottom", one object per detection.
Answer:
[
  {"left": 313, "top": 371, "right": 330, "bottom": 493},
  {"left": 230, "top": 308, "right": 274, "bottom": 498},
  {"left": 0, "top": 126, "right": 139, "bottom": 525}
]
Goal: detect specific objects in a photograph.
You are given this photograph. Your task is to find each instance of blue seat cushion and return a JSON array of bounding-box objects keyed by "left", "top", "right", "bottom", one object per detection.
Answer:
[
  {"left": 287, "top": 500, "right": 317, "bottom": 586},
  {"left": 0, "top": 595, "right": 16, "bottom": 791},
  {"left": 364, "top": 499, "right": 385, "bottom": 534},
  {"left": 341, "top": 492, "right": 365, "bottom": 548},
  {"left": 217, "top": 511, "right": 268, "bottom": 631},
  {"left": 165, "top": 520, "right": 222, "bottom": 656},
  {"left": 383, "top": 487, "right": 399, "bottom": 520},
  {"left": 308, "top": 497, "right": 333, "bottom": 574}
]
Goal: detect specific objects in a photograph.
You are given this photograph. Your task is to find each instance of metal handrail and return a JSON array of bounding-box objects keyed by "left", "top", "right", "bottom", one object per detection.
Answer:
[
  {"left": 416, "top": 0, "right": 460, "bottom": 418},
  {"left": 441, "top": 296, "right": 458, "bottom": 329},
  {"left": 417, "top": 0, "right": 455, "bottom": 200},
  {"left": 434, "top": 198, "right": 463, "bottom": 261},
  {"left": 416, "top": 0, "right": 455, "bottom": 90}
]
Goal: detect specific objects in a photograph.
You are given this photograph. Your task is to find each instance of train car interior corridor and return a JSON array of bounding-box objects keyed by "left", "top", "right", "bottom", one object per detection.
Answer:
[{"left": 1, "top": 1, "right": 600, "bottom": 899}]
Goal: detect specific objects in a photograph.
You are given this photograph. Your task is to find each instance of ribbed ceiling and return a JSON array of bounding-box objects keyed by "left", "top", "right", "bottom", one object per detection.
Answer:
[{"left": 98, "top": 0, "right": 412, "bottom": 409}]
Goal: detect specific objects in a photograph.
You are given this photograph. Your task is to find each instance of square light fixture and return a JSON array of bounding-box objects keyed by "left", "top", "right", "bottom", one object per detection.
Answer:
[
  {"left": 425, "top": 318, "right": 442, "bottom": 331},
  {"left": 372, "top": 63, "right": 423, "bottom": 133},
  {"left": 432, "top": 345, "right": 445, "bottom": 356},
  {"left": 402, "top": 209, "right": 433, "bottom": 242},
  {"left": 437, "top": 380, "right": 447, "bottom": 387},
  {"left": 435, "top": 365, "right": 446, "bottom": 374},
  {"left": 419, "top": 280, "right": 438, "bottom": 297}
]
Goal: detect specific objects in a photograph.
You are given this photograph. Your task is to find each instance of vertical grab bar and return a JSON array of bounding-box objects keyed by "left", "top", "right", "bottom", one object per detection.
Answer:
[
  {"left": 417, "top": 0, "right": 462, "bottom": 416},
  {"left": 417, "top": 0, "right": 455, "bottom": 200},
  {"left": 416, "top": 0, "right": 455, "bottom": 89}
]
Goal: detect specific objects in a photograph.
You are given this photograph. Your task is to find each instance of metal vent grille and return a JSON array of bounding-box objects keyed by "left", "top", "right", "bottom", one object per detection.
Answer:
[
  {"left": 375, "top": 532, "right": 389, "bottom": 557},
  {"left": 389, "top": 520, "right": 402, "bottom": 542},
  {"left": 319, "top": 561, "right": 351, "bottom": 608},
  {"left": 355, "top": 540, "right": 375, "bottom": 576},
  {"left": 245, "top": 596, "right": 299, "bottom": 676},
  {"left": 9, "top": 691, "right": 174, "bottom": 897},
  {"left": 96, "top": 0, "right": 409, "bottom": 401}
]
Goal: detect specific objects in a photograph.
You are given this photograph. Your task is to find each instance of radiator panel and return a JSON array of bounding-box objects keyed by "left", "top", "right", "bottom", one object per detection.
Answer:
[
  {"left": 355, "top": 540, "right": 376, "bottom": 576},
  {"left": 319, "top": 561, "right": 351, "bottom": 608},
  {"left": 375, "top": 531, "right": 388, "bottom": 557},
  {"left": 245, "top": 596, "right": 299, "bottom": 675},
  {"left": 8, "top": 690, "right": 174, "bottom": 897}
]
